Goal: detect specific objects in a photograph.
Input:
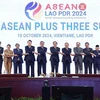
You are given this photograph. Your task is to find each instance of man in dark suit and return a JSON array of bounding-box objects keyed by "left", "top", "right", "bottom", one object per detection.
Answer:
[
  {"left": 73, "top": 42, "right": 83, "bottom": 74},
  {"left": 0, "top": 42, "right": 3, "bottom": 74},
  {"left": 13, "top": 43, "right": 23, "bottom": 74},
  {"left": 93, "top": 45, "right": 100, "bottom": 74},
  {"left": 49, "top": 41, "right": 60, "bottom": 74},
  {"left": 24, "top": 40, "right": 35, "bottom": 77},
  {"left": 37, "top": 41, "right": 47, "bottom": 76},
  {"left": 62, "top": 42, "right": 71, "bottom": 74},
  {"left": 83, "top": 42, "right": 93, "bottom": 74}
]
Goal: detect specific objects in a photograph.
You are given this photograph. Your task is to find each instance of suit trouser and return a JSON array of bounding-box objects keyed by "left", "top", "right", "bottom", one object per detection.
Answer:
[
  {"left": 84, "top": 62, "right": 92, "bottom": 74},
  {"left": 37, "top": 60, "right": 46, "bottom": 76},
  {"left": 4, "top": 58, "right": 12, "bottom": 74},
  {"left": 0, "top": 61, "right": 2, "bottom": 74},
  {"left": 94, "top": 63, "right": 100, "bottom": 74},
  {"left": 26, "top": 61, "right": 34, "bottom": 77},
  {"left": 51, "top": 60, "right": 59, "bottom": 73},
  {"left": 75, "top": 60, "right": 83, "bottom": 74},
  {"left": 14, "top": 62, "right": 22, "bottom": 74},
  {"left": 63, "top": 60, "right": 70, "bottom": 74}
]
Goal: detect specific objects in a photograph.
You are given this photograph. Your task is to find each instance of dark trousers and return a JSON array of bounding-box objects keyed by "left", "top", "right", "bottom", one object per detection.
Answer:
[
  {"left": 63, "top": 60, "right": 70, "bottom": 74},
  {"left": 51, "top": 60, "right": 59, "bottom": 73},
  {"left": 26, "top": 61, "right": 34, "bottom": 77},
  {"left": 14, "top": 62, "right": 22, "bottom": 74},
  {"left": 94, "top": 63, "right": 100, "bottom": 74},
  {"left": 84, "top": 62, "right": 92, "bottom": 74},
  {"left": 75, "top": 60, "right": 83, "bottom": 74},
  {"left": 37, "top": 60, "right": 46, "bottom": 76},
  {"left": 0, "top": 61, "right": 2, "bottom": 74}
]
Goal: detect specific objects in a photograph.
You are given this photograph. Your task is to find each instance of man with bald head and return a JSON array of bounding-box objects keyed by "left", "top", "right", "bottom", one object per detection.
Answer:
[{"left": 73, "top": 42, "right": 84, "bottom": 74}]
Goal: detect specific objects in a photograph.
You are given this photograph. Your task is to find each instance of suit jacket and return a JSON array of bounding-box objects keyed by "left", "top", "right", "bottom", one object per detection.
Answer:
[
  {"left": 13, "top": 48, "right": 23, "bottom": 63},
  {"left": 93, "top": 50, "right": 100, "bottom": 64},
  {"left": 24, "top": 46, "right": 35, "bottom": 62},
  {"left": 0, "top": 47, "right": 3, "bottom": 61},
  {"left": 83, "top": 48, "right": 93, "bottom": 63},
  {"left": 50, "top": 47, "right": 60, "bottom": 62},
  {"left": 73, "top": 47, "right": 83, "bottom": 62},
  {"left": 37, "top": 46, "right": 47, "bottom": 63},
  {"left": 62, "top": 48, "right": 71, "bottom": 63}
]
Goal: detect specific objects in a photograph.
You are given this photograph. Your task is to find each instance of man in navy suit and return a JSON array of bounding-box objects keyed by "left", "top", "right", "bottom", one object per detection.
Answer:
[
  {"left": 49, "top": 41, "right": 60, "bottom": 74},
  {"left": 13, "top": 43, "right": 23, "bottom": 74},
  {"left": 24, "top": 40, "right": 35, "bottom": 77},
  {"left": 0, "top": 42, "right": 3, "bottom": 74},
  {"left": 62, "top": 42, "right": 71, "bottom": 74},
  {"left": 93, "top": 45, "right": 100, "bottom": 74},
  {"left": 83, "top": 42, "right": 93, "bottom": 74},
  {"left": 37, "top": 41, "right": 47, "bottom": 76}
]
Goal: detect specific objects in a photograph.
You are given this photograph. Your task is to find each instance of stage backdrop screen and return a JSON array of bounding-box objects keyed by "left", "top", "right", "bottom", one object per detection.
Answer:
[{"left": 0, "top": 0, "right": 100, "bottom": 76}]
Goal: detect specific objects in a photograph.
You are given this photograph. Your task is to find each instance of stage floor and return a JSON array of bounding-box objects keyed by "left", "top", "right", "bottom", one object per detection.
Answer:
[{"left": 0, "top": 74, "right": 100, "bottom": 98}]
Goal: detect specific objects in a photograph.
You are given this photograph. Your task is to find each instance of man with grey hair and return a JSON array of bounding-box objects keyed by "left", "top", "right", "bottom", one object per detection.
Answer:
[{"left": 73, "top": 42, "right": 84, "bottom": 74}]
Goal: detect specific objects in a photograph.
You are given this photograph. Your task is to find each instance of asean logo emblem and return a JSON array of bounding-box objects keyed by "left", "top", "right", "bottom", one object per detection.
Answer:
[{"left": 25, "top": 1, "right": 42, "bottom": 20}]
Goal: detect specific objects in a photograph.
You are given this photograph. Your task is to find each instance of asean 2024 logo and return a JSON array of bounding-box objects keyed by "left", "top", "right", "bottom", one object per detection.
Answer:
[{"left": 25, "top": 1, "right": 42, "bottom": 20}]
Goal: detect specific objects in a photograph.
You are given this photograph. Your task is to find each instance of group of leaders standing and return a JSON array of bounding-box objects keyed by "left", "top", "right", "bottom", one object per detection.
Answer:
[{"left": 0, "top": 40, "right": 100, "bottom": 77}]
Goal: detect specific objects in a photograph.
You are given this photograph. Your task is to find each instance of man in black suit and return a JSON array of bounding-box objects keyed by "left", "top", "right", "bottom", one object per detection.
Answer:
[
  {"left": 0, "top": 42, "right": 3, "bottom": 74},
  {"left": 93, "top": 45, "right": 100, "bottom": 74},
  {"left": 83, "top": 42, "right": 93, "bottom": 74},
  {"left": 13, "top": 43, "right": 23, "bottom": 74},
  {"left": 62, "top": 42, "right": 71, "bottom": 74},
  {"left": 49, "top": 41, "right": 60, "bottom": 74},
  {"left": 37, "top": 41, "right": 47, "bottom": 76},
  {"left": 24, "top": 40, "right": 35, "bottom": 77}
]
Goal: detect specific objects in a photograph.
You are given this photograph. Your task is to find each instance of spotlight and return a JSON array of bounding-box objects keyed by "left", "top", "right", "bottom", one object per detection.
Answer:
[{"left": 44, "top": 80, "right": 49, "bottom": 87}]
